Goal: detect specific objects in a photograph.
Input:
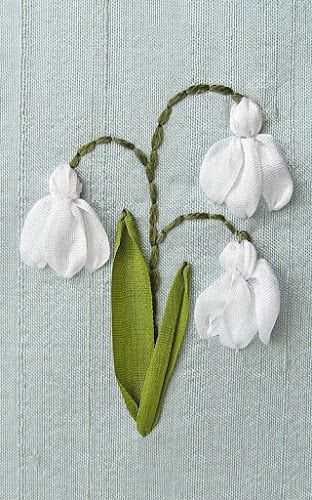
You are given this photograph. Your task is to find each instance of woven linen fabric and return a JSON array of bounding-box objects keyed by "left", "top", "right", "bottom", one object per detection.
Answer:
[{"left": 1, "top": 0, "right": 311, "bottom": 499}]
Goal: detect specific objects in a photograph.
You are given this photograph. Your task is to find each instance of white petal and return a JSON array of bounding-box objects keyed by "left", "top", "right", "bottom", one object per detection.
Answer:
[
  {"left": 225, "top": 137, "right": 262, "bottom": 218},
  {"left": 46, "top": 201, "right": 87, "bottom": 278},
  {"left": 194, "top": 274, "right": 231, "bottom": 339},
  {"left": 20, "top": 195, "right": 52, "bottom": 268},
  {"left": 219, "top": 240, "right": 240, "bottom": 271},
  {"left": 250, "top": 258, "right": 280, "bottom": 344},
  {"left": 49, "top": 164, "right": 82, "bottom": 200},
  {"left": 199, "top": 137, "right": 243, "bottom": 203},
  {"left": 257, "top": 134, "right": 293, "bottom": 210},
  {"left": 75, "top": 199, "right": 110, "bottom": 270},
  {"left": 216, "top": 321, "right": 237, "bottom": 350},
  {"left": 219, "top": 240, "right": 257, "bottom": 279},
  {"left": 237, "top": 240, "right": 258, "bottom": 279},
  {"left": 230, "top": 97, "right": 263, "bottom": 137},
  {"left": 221, "top": 275, "right": 257, "bottom": 349}
]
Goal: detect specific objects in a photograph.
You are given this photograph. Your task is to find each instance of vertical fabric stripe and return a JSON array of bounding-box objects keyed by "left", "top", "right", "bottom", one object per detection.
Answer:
[{"left": 0, "top": 0, "right": 311, "bottom": 498}]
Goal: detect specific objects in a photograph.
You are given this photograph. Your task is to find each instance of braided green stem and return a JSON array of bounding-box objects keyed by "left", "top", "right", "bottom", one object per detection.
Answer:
[
  {"left": 147, "top": 84, "right": 244, "bottom": 336},
  {"left": 68, "top": 85, "right": 245, "bottom": 342},
  {"left": 70, "top": 136, "right": 148, "bottom": 169},
  {"left": 157, "top": 213, "right": 252, "bottom": 245}
]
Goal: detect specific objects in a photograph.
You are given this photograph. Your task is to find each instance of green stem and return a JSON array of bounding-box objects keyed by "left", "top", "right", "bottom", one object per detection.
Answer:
[
  {"left": 69, "top": 136, "right": 148, "bottom": 169},
  {"left": 147, "top": 84, "right": 244, "bottom": 337},
  {"left": 69, "top": 85, "right": 245, "bottom": 342},
  {"left": 157, "top": 213, "right": 252, "bottom": 244}
]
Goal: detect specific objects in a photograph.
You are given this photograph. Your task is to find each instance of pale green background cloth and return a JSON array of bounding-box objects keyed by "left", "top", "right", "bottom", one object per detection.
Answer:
[{"left": 1, "top": 1, "right": 311, "bottom": 499}]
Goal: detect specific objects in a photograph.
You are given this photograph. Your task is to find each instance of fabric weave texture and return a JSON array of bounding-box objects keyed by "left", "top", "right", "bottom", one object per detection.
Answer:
[{"left": 1, "top": 0, "right": 312, "bottom": 499}]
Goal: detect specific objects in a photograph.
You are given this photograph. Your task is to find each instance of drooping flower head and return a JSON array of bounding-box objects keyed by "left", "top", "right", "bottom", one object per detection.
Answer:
[
  {"left": 194, "top": 240, "right": 280, "bottom": 350},
  {"left": 20, "top": 164, "right": 110, "bottom": 278},
  {"left": 200, "top": 97, "right": 293, "bottom": 218}
]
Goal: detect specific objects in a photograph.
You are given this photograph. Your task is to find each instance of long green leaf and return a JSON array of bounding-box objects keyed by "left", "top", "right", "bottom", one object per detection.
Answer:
[
  {"left": 111, "top": 210, "right": 154, "bottom": 420},
  {"left": 136, "top": 262, "right": 191, "bottom": 436}
]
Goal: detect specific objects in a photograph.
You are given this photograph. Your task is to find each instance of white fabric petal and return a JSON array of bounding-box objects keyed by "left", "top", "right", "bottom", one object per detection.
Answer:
[
  {"left": 219, "top": 240, "right": 257, "bottom": 279},
  {"left": 75, "top": 199, "right": 110, "bottom": 270},
  {"left": 194, "top": 274, "right": 231, "bottom": 339},
  {"left": 46, "top": 201, "right": 87, "bottom": 278},
  {"left": 199, "top": 99, "right": 290, "bottom": 219},
  {"left": 221, "top": 275, "right": 257, "bottom": 349},
  {"left": 20, "top": 195, "right": 52, "bottom": 268},
  {"left": 199, "top": 137, "right": 243, "bottom": 204},
  {"left": 250, "top": 258, "right": 280, "bottom": 344},
  {"left": 196, "top": 240, "right": 280, "bottom": 350},
  {"left": 257, "top": 134, "right": 293, "bottom": 211},
  {"left": 219, "top": 240, "right": 240, "bottom": 271},
  {"left": 230, "top": 97, "right": 263, "bottom": 137},
  {"left": 20, "top": 164, "right": 111, "bottom": 278},
  {"left": 214, "top": 320, "right": 237, "bottom": 349},
  {"left": 225, "top": 137, "right": 262, "bottom": 218},
  {"left": 49, "top": 164, "right": 82, "bottom": 199}
]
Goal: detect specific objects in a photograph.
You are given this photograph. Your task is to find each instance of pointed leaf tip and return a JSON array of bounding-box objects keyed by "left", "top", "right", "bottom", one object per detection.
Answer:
[
  {"left": 112, "top": 210, "right": 154, "bottom": 421},
  {"left": 136, "top": 262, "right": 191, "bottom": 436}
]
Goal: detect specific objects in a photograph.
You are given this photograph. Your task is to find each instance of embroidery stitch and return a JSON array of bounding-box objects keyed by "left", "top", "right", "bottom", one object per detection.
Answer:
[
  {"left": 147, "top": 84, "right": 243, "bottom": 336},
  {"left": 20, "top": 164, "right": 110, "bottom": 277},
  {"left": 194, "top": 240, "right": 280, "bottom": 350},
  {"left": 70, "top": 136, "right": 148, "bottom": 169},
  {"left": 157, "top": 212, "right": 252, "bottom": 244},
  {"left": 20, "top": 83, "right": 285, "bottom": 436},
  {"left": 200, "top": 97, "right": 293, "bottom": 218}
]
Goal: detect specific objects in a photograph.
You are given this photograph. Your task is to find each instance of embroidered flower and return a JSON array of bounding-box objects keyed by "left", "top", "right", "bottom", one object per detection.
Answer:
[
  {"left": 199, "top": 97, "right": 293, "bottom": 218},
  {"left": 20, "top": 164, "right": 110, "bottom": 278},
  {"left": 194, "top": 240, "right": 280, "bottom": 350}
]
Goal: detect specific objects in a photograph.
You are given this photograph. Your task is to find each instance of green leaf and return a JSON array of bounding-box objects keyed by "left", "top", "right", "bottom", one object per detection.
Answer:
[
  {"left": 111, "top": 210, "right": 154, "bottom": 420},
  {"left": 136, "top": 262, "right": 191, "bottom": 436}
]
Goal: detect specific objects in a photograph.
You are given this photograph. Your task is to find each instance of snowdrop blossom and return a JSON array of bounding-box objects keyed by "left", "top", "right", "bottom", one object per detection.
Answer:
[
  {"left": 194, "top": 240, "right": 280, "bottom": 350},
  {"left": 20, "top": 164, "right": 110, "bottom": 278},
  {"left": 199, "top": 97, "right": 293, "bottom": 218}
]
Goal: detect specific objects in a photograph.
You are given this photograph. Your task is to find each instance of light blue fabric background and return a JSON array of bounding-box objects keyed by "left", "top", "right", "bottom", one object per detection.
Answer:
[{"left": 1, "top": 0, "right": 311, "bottom": 499}]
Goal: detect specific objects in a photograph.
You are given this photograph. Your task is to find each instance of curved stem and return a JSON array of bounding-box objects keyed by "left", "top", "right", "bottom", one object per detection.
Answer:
[
  {"left": 69, "top": 136, "right": 148, "bottom": 169},
  {"left": 147, "top": 84, "right": 244, "bottom": 336},
  {"left": 69, "top": 86, "right": 246, "bottom": 343},
  {"left": 157, "top": 213, "right": 252, "bottom": 245}
]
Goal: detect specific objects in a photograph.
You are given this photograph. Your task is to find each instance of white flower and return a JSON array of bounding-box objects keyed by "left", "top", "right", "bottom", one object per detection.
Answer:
[
  {"left": 194, "top": 240, "right": 280, "bottom": 350},
  {"left": 199, "top": 97, "right": 293, "bottom": 218},
  {"left": 20, "top": 164, "right": 110, "bottom": 278}
]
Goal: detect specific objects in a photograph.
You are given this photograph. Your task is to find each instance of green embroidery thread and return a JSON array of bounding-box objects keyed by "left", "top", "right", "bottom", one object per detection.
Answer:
[
  {"left": 157, "top": 212, "right": 252, "bottom": 244},
  {"left": 146, "top": 84, "right": 243, "bottom": 337},
  {"left": 70, "top": 136, "right": 148, "bottom": 169},
  {"left": 70, "top": 83, "right": 250, "bottom": 436}
]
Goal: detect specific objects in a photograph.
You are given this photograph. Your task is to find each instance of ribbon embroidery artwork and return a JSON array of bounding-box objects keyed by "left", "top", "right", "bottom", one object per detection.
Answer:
[
  {"left": 194, "top": 240, "right": 280, "bottom": 350},
  {"left": 20, "top": 84, "right": 292, "bottom": 436},
  {"left": 200, "top": 97, "right": 293, "bottom": 218},
  {"left": 20, "top": 164, "right": 110, "bottom": 278}
]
